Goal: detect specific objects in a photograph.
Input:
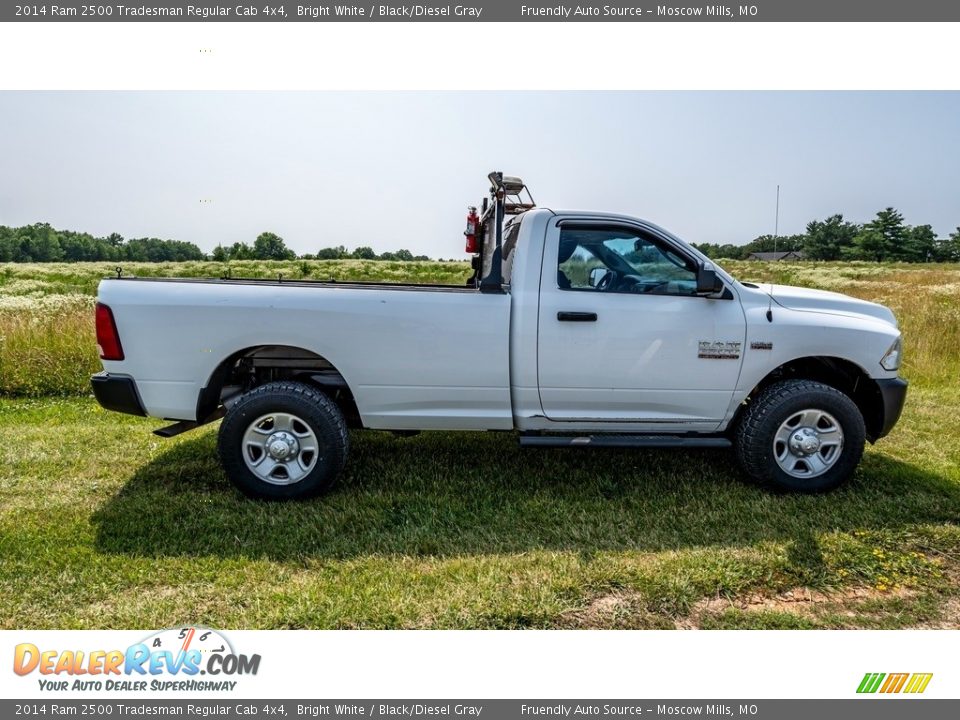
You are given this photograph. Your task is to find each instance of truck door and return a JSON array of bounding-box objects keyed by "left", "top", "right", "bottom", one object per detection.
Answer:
[{"left": 536, "top": 220, "right": 746, "bottom": 428}]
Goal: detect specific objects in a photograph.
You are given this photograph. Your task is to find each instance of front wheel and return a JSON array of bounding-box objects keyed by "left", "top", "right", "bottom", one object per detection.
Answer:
[
  {"left": 735, "top": 379, "right": 865, "bottom": 492},
  {"left": 218, "top": 381, "right": 349, "bottom": 500}
]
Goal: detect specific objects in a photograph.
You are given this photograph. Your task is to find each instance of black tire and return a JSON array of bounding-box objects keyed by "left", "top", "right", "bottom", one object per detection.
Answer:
[
  {"left": 217, "top": 381, "right": 349, "bottom": 500},
  {"left": 734, "top": 379, "right": 865, "bottom": 493}
]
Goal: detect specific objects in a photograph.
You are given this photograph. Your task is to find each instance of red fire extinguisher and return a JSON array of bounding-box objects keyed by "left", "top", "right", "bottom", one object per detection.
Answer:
[{"left": 464, "top": 206, "right": 479, "bottom": 254}]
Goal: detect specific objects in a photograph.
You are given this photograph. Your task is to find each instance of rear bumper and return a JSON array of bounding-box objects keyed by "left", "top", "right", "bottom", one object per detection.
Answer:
[
  {"left": 875, "top": 377, "right": 908, "bottom": 439},
  {"left": 91, "top": 372, "right": 147, "bottom": 417}
]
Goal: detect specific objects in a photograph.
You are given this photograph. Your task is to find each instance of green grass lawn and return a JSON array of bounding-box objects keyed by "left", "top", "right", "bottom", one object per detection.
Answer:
[
  {"left": 1, "top": 387, "right": 958, "bottom": 629},
  {"left": 2, "top": 259, "right": 959, "bottom": 628}
]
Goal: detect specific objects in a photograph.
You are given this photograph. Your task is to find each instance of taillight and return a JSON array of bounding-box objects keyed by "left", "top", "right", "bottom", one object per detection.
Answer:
[{"left": 95, "top": 302, "right": 124, "bottom": 361}]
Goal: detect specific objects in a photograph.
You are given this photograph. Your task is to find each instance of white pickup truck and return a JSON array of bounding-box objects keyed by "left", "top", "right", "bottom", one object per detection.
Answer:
[{"left": 92, "top": 173, "right": 907, "bottom": 499}]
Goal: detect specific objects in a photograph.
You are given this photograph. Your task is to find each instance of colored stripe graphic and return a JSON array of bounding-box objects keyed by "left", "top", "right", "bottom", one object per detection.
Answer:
[
  {"left": 857, "top": 673, "right": 883, "bottom": 693},
  {"left": 857, "top": 673, "right": 885, "bottom": 693},
  {"left": 857, "top": 672, "right": 932, "bottom": 694},
  {"left": 880, "top": 673, "right": 909, "bottom": 693},
  {"left": 904, "top": 673, "right": 933, "bottom": 694}
]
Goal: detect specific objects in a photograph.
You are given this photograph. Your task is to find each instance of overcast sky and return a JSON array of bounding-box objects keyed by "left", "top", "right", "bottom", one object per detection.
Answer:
[{"left": 0, "top": 91, "right": 957, "bottom": 257}]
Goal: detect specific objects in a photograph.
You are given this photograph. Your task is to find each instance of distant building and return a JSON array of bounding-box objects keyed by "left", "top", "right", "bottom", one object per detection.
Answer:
[{"left": 747, "top": 250, "right": 805, "bottom": 261}]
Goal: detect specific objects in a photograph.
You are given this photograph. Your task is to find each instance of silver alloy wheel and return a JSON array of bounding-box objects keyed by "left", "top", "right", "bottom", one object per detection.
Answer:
[
  {"left": 241, "top": 412, "right": 319, "bottom": 485},
  {"left": 772, "top": 408, "right": 844, "bottom": 479}
]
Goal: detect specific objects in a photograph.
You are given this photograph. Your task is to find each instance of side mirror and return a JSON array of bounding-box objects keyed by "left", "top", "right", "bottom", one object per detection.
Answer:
[
  {"left": 588, "top": 267, "right": 606, "bottom": 288},
  {"left": 696, "top": 265, "right": 723, "bottom": 295}
]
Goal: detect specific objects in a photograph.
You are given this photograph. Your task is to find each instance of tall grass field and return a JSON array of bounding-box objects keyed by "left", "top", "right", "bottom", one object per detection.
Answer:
[{"left": 1, "top": 259, "right": 958, "bottom": 629}]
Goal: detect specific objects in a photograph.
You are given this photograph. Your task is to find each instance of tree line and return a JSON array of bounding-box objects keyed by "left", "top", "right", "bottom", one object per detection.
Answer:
[
  {"left": 0, "top": 223, "right": 206, "bottom": 263},
  {"left": 694, "top": 208, "right": 960, "bottom": 262},
  {"left": 5, "top": 209, "right": 960, "bottom": 264},
  {"left": 0, "top": 224, "right": 434, "bottom": 263},
  {"left": 211, "top": 238, "right": 430, "bottom": 263}
]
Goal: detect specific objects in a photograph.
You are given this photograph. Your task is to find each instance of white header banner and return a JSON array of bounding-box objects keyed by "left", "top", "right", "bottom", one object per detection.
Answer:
[{"left": 0, "top": 23, "right": 957, "bottom": 90}]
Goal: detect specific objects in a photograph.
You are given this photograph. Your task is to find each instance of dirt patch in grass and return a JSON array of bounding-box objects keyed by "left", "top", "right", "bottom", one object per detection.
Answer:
[
  {"left": 560, "top": 587, "right": 924, "bottom": 630},
  {"left": 678, "top": 585, "right": 916, "bottom": 629},
  {"left": 566, "top": 585, "right": 930, "bottom": 630},
  {"left": 916, "top": 566, "right": 960, "bottom": 629},
  {"left": 919, "top": 595, "right": 960, "bottom": 629},
  {"left": 561, "top": 590, "right": 670, "bottom": 630}
]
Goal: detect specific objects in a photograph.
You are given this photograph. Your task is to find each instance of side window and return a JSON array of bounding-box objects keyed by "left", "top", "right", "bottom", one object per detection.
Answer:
[{"left": 557, "top": 227, "right": 698, "bottom": 296}]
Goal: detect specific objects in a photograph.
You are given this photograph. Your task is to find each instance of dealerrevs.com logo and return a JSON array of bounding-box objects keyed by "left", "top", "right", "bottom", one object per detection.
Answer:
[{"left": 13, "top": 627, "right": 261, "bottom": 692}]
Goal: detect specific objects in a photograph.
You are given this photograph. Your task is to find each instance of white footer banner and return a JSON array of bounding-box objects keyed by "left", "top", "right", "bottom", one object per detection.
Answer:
[{"left": 1, "top": 629, "right": 954, "bottom": 699}]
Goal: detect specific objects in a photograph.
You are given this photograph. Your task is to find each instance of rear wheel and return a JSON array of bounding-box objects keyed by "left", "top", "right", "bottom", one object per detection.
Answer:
[
  {"left": 218, "top": 381, "right": 349, "bottom": 500},
  {"left": 735, "top": 379, "right": 865, "bottom": 492}
]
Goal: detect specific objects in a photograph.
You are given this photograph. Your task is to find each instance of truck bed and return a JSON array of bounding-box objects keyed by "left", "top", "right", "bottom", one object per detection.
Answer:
[{"left": 97, "top": 276, "right": 513, "bottom": 429}]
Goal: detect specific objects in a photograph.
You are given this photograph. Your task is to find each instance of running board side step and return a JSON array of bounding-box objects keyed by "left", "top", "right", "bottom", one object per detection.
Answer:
[
  {"left": 519, "top": 435, "right": 731, "bottom": 448},
  {"left": 153, "top": 407, "right": 225, "bottom": 438},
  {"left": 153, "top": 420, "right": 200, "bottom": 438}
]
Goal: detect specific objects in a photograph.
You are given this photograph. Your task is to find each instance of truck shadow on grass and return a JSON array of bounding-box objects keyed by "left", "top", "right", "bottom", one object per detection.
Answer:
[{"left": 92, "top": 428, "right": 960, "bottom": 561}]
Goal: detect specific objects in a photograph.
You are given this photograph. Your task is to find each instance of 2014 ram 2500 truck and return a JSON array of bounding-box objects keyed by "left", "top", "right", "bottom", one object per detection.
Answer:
[{"left": 91, "top": 173, "right": 907, "bottom": 499}]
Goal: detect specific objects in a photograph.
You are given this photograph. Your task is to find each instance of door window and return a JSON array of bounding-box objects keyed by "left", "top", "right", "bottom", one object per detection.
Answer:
[{"left": 557, "top": 227, "right": 698, "bottom": 296}]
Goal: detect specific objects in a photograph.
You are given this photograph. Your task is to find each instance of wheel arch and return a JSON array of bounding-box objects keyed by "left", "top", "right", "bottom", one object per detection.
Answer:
[
  {"left": 735, "top": 355, "right": 885, "bottom": 442},
  {"left": 197, "top": 344, "right": 362, "bottom": 427}
]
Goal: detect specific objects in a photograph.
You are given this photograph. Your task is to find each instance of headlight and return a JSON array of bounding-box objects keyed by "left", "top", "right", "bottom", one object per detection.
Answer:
[{"left": 880, "top": 337, "right": 902, "bottom": 371}]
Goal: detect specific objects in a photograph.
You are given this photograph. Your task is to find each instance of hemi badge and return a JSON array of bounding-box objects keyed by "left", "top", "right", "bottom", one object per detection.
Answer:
[{"left": 750, "top": 341, "right": 773, "bottom": 350}]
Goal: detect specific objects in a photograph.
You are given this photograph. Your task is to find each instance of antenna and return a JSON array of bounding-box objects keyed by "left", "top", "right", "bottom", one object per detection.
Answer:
[{"left": 767, "top": 184, "right": 779, "bottom": 323}]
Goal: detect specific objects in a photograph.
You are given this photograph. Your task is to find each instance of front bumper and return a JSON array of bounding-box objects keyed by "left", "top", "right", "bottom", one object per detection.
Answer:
[
  {"left": 91, "top": 372, "right": 146, "bottom": 417},
  {"left": 875, "top": 377, "right": 908, "bottom": 439}
]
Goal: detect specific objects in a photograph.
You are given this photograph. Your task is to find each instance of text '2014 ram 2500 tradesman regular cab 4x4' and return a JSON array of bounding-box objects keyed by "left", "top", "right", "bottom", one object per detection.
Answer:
[{"left": 91, "top": 173, "right": 907, "bottom": 499}]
